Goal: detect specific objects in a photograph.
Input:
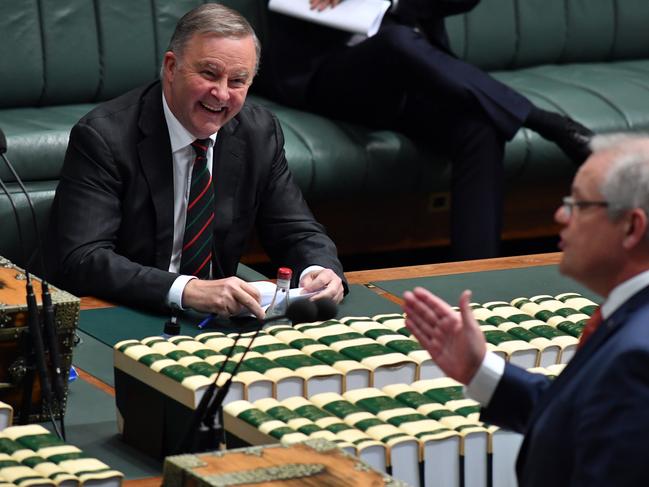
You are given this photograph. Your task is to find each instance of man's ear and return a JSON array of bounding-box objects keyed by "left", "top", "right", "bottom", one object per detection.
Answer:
[
  {"left": 623, "top": 208, "right": 648, "bottom": 250},
  {"left": 162, "top": 51, "right": 177, "bottom": 81}
]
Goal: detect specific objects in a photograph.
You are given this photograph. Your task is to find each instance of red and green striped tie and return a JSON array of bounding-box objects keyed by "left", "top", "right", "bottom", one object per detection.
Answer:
[{"left": 179, "top": 139, "right": 214, "bottom": 278}]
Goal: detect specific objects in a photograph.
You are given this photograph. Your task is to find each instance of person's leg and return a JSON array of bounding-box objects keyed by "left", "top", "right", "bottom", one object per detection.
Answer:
[
  {"left": 400, "top": 96, "right": 506, "bottom": 260},
  {"left": 307, "top": 24, "right": 531, "bottom": 138},
  {"left": 446, "top": 114, "right": 506, "bottom": 260},
  {"left": 308, "top": 25, "right": 508, "bottom": 259},
  {"left": 309, "top": 23, "right": 592, "bottom": 165}
]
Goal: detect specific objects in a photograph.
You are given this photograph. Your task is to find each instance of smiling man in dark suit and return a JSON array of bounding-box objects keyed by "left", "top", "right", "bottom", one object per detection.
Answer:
[
  {"left": 46, "top": 3, "right": 345, "bottom": 317},
  {"left": 403, "top": 133, "right": 649, "bottom": 486}
]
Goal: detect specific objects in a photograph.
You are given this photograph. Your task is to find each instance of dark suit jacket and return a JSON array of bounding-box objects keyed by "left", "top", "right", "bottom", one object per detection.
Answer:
[
  {"left": 46, "top": 82, "right": 344, "bottom": 311},
  {"left": 481, "top": 284, "right": 649, "bottom": 486}
]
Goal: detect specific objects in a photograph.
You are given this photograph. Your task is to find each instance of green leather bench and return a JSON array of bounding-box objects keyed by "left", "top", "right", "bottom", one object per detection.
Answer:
[{"left": 2, "top": 0, "right": 649, "bottom": 275}]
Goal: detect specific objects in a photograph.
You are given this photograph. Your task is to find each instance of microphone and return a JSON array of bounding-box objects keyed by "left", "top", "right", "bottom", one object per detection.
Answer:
[
  {"left": 255, "top": 298, "right": 337, "bottom": 326},
  {"left": 174, "top": 298, "right": 338, "bottom": 453},
  {"left": 0, "top": 128, "right": 64, "bottom": 438}
]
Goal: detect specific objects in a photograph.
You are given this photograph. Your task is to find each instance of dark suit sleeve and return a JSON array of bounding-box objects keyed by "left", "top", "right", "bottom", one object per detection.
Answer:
[
  {"left": 252, "top": 113, "right": 347, "bottom": 289},
  {"left": 568, "top": 348, "right": 649, "bottom": 486},
  {"left": 46, "top": 122, "right": 176, "bottom": 310},
  {"left": 480, "top": 362, "right": 552, "bottom": 433}
]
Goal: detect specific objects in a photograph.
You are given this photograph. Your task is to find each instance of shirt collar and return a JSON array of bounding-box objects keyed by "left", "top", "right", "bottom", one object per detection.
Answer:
[
  {"left": 162, "top": 92, "right": 217, "bottom": 152},
  {"left": 601, "top": 268, "right": 649, "bottom": 319}
]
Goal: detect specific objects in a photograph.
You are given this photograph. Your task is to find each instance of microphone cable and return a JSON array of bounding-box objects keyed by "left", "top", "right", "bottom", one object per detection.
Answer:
[
  {"left": 0, "top": 177, "right": 62, "bottom": 439},
  {"left": 1, "top": 131, "right": 65, "bottom": 439}
]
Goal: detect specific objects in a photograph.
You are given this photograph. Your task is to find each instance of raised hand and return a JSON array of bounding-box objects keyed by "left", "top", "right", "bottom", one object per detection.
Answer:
[{"left": 402, "top": 287, "right": 486, "bottom": 384}]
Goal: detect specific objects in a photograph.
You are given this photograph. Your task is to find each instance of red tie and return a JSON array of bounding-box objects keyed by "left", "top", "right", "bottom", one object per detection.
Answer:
[
  {"left": 577, "top": 307, "right": 602, "bottom": 349},
  {"left": 179, "top": 139, "right": 214, "bottom": 278}
]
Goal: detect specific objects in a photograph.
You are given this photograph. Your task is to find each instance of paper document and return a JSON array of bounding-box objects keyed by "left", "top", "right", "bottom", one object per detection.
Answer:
[
  {"left": 269, "top": 0, "right": 391, "bottom": 37},
  {"left": 243, "top": 280, "right": 319, "bottom": 314}
]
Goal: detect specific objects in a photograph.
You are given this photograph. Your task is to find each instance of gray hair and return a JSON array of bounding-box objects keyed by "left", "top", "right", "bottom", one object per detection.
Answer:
[
  {"left": 596, "top": 133, "right": 649, "bottom": 241},
  {"left": 165, "top": 3, "right": 261, "bottom": 74}
]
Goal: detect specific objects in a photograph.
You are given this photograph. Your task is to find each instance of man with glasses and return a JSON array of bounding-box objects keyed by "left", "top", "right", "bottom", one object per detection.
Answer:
[{"left": 402, "top": 133, "right": 649, "bottom": 486}]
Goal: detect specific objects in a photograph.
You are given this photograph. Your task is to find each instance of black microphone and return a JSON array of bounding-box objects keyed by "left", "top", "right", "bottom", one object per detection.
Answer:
[
  {"left": 313, "top": 297, "right": 338, "bottom": 321},
  {"left": 254, "top": 298, "right": 338, "bottom": 326},
  {"left": 0, "top": 128, "right": 63, "bottom": 438},
  {"left": 173, "top": 298, "right": 338, "bottom": 454}
]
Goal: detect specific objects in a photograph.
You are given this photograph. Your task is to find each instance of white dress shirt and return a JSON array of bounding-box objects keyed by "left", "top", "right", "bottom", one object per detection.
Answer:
[
  {"left": 465, "top": 268, "right": 649, "bottom": 405},
  {"left": 161, "top": 93, "right": 323, "bottom": 310},
  {"left": 162, "top": 94, "right": 216, "bottom": 309}
]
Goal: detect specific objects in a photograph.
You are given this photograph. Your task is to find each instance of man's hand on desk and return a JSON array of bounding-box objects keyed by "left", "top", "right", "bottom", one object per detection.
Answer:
[
  {"left": 181, "top": 277, "right": 265, "bottom": 319},
  {"left": 300, "top": 268, "right": 345, "bottom": 303}
]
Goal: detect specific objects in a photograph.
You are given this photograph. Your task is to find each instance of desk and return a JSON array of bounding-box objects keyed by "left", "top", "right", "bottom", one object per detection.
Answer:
[{"left": 69, "top": 252, "right": 583, "bottom": 486}]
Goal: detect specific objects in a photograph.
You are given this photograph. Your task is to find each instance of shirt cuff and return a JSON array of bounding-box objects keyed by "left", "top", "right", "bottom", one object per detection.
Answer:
[
  {"left": 166, "top": 275, "right": 197, "bottom": 310},
  {"left": 299, "top": 265, "right": 325, "bottom": 284},
  {"left": 463, "top": 351, "right": 506, "bottom": 406}
]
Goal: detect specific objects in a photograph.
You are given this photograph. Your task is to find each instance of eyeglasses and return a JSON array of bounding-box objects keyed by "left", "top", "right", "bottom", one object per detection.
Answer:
[{"left": 561, "top": 196, "right": 609, "bottom": 218}]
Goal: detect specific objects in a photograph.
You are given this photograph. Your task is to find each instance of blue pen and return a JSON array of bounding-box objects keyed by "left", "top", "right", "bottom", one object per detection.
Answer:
[{"left": 197, "top": 313, "right": 216, "bottom": 329}]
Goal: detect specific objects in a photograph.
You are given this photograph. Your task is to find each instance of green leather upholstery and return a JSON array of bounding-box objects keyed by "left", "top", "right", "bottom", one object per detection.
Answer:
[{"left": 1, "top": 0, "right": 649, "bottom": 275}]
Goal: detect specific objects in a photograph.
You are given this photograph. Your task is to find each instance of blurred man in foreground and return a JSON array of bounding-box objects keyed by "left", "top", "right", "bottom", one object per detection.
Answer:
[{"left": 403, "top": 133, "right": 649, "bottom": 486}]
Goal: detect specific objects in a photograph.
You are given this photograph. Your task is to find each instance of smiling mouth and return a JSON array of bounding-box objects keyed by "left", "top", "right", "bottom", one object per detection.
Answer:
[{"left": 200, "top": 101, "right": 226, "bottom": 113}]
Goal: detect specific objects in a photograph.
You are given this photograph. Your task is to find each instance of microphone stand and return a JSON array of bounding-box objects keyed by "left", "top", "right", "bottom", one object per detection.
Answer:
[
  {"left": 173, "top": 311, "right": 296, "bottom": 455},
  {"left": 174, "top": 328, "right": 247, "bottom": 454},
  {"left": 173, "top": 299, "right": 335, "bottom": 455},
  {"left": 1, "top": 134, "right": 64, "bottom": 438},
  {"left": 0, "top": 177, "right": 61, "bottom": 438},
  {"left": 200, "top": 324, "right": 266, "bottom": 451}
]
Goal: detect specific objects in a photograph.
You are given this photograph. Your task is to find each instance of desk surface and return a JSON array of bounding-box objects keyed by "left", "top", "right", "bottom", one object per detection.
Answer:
[{"left": 71, "top": 252, "right": 579, "bottom": 486}]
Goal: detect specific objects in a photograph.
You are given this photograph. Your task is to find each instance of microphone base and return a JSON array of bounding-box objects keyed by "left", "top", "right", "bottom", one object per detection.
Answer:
[{"left": 187, "top": 423, "right": 225, "bottom": 454}]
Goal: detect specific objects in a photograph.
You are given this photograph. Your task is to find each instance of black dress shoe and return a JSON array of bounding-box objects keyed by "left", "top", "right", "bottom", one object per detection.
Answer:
[
  {"left": 551, "top": 115, "right": 594, "bottom": 165},
  {"left": 525, "top": 108, "right": 594, "bottom": 165}
]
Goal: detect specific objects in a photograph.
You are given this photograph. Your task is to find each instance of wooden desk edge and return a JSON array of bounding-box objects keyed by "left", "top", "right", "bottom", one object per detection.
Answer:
[{"left": 345, "top": 252, "right": 562, "bottom": 284}]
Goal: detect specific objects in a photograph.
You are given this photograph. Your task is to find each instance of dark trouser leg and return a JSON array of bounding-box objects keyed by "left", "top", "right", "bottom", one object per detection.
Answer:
[
  {"left": 446, "top": 112, "right": 506, "bottom": 260},
  {"left": 307, "top": 24, "right": 532, "bottom": 139},
  {"left": 399, "top": 95, "right": 506, "bottom": 260},
  {"left": 307, "top": 25, "right": 508, "bottom": 259}
]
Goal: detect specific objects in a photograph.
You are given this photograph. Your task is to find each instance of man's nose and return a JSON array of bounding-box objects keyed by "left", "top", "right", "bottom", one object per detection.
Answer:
[
  {"left": 210, "top": 79, "right": 229, "bottom": 100},
  {"left": 555, "top": 204, "right": 569, "bottom": 225}
]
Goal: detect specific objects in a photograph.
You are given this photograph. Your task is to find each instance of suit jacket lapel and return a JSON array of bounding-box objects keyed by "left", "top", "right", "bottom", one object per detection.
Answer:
[
  {"left": 517, "top": 284, "right": 649, "bottom": 477},
  {"left": 210, "top": 116, "right": 246, "bottom": 278},
  {"left": 540, "top": 284, "right": 649, "bottom": 405},
  {"left": 137, "top": 82, "right": 175, "bottom": 271}
]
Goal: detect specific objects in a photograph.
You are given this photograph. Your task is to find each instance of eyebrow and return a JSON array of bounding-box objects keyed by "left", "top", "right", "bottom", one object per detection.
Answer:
[{"left": 198, "top": 62, "right": 250, "bottom": 79}]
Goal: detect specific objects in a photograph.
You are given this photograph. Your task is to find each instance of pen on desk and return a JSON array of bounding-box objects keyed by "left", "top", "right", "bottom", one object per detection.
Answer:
[{"left": 197, "top": 313, "right": 216, "bottom": 330}]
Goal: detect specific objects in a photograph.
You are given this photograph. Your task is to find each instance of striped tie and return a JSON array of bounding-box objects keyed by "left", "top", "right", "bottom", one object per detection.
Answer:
[{"left": 179, "top": 139, "right": 214, "bottom": 278}]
